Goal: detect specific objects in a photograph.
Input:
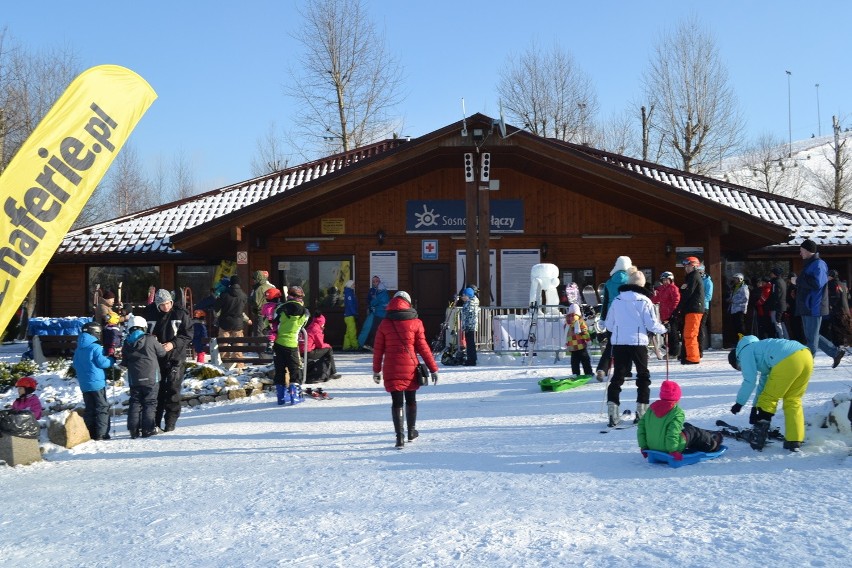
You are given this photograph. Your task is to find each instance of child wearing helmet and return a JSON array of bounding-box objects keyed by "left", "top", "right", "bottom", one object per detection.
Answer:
[
  {"left": 11, "top": 376, "right": 43, "bottom": 419},
  {"left": 121, "top": 315, "right": 167, "bottom": 438},
  {"left": 73, "top": 321, "right": 116, "bottom": 440},
  {"left": 191, "top": 309, "right": 209, "bottom": 363}
]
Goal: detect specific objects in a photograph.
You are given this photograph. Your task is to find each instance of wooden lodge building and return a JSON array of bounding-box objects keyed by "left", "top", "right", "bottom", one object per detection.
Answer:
[{"left": 42, "top": 113, "right": 852, "bottom": 348}]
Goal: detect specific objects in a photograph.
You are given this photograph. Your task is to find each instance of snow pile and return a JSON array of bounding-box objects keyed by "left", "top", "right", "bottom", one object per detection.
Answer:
[{"left": 1, "top": 342, "right": 850, "bottom": 566}]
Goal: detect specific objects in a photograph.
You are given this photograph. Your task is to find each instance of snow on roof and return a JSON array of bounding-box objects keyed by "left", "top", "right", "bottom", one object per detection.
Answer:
[
  {"left": 58, "top": 140, "right": 403, "bottom": 257},
  {"left": 58, "top": 133, "right": 852, "bottom": 257},
  {"left": 578, "top": 147, "right": 852, "bottom": 249}
]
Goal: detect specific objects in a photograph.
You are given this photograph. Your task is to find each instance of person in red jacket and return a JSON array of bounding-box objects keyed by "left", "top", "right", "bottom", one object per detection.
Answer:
[
  {"left": 372, "top": 291, "right": 439, "bottom": 448},
  {"left": 652, "top": 271, "right": 681, "bottom": 357}
]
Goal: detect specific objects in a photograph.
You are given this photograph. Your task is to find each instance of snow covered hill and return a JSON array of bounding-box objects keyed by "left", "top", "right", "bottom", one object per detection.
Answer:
[{"left": 1, "top": 343, "right": 850, "bottom": 567}]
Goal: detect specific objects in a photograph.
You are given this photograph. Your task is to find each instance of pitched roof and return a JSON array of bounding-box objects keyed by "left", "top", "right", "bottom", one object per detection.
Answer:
[
  {"left": 572, "top": 146, "right": 852, "bottom": 250},
  {"left": 56, "top": 115, "right": 852, "bottom": 259},
  {"left": 56, "top": 140, "right": 405, "bottom": 259}
]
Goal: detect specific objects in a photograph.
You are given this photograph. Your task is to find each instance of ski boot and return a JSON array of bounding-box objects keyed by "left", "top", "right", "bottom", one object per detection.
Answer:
[
  {"left": 289, "top": 384, "right": 303, "bottom": 405},
  {"left": 633, "top": 403, "right": 648, "bottom": 424},
  {"left": 750, "top": 420, "right": 771, "bottom": 451},
  {"left": 276, "top": 384, "right": 290, "bottom": 405},
  {"left": 607, "top": 401, "right": 621, "bottom": 427}
]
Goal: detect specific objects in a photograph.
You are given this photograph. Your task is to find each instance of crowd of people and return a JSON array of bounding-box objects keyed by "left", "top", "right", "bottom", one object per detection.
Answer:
[{"left": 5, "top": 240, "right": 850, "bottom": 454}]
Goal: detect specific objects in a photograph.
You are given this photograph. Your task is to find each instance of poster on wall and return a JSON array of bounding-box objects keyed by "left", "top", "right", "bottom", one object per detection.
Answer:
[
  {"left": 455, "top": 250, "right": 496, "bottom": 301},
  {"left": 369, "top": 251, "right": 399, "bottom": 290},
  {"left": 500, "top": 249, "right": 542, "bottom": 306}
]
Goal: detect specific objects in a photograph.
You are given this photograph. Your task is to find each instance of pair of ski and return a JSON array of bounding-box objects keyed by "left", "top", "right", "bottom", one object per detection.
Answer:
[
  {"left": 303, "top": 387, "right": 332, "bottom": 400},
  {"left": 715, "top": 419, "right": 784, "bottom": 444},
  {"left": 600, "top": 409, "right": 635, "bottom": 433}
]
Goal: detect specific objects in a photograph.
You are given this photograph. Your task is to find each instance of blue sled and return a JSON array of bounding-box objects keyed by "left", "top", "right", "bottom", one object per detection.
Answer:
[{"left": 646, "top": 445, "right": 728, "bottom": 468}]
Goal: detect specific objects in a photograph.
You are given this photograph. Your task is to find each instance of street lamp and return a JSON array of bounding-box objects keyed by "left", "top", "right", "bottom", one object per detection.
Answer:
[
  {"left": 786, "top": 70, "right": 792, "bottom": 157},
  {"left": 815, "top": 83, "right": 821, "bottom": 137}
]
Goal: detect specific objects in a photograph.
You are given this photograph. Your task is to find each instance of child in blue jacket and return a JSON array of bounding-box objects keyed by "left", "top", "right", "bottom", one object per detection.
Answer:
[
  {"left": 728, "top": 335, "right": 813, "bottom": 451},
  {"left": 72, "top": 322, "right": 116, "bottom": 440}
]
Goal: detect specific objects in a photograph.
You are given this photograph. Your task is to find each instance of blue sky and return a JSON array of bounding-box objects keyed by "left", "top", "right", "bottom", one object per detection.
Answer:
[{"left": 4, "top": 1, "right": 849, "bottom": 191}]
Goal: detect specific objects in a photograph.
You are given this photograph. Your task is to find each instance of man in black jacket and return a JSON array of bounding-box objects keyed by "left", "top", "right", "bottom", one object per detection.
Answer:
[
  {"left": 675, "top": 257, "right": 705, "bottom": 364},
  {"left": 148, "top": 289, "right": 192, "bottom": 432},
  {"left": 214, "top": 275, "right": 252, "bottom": 369}
]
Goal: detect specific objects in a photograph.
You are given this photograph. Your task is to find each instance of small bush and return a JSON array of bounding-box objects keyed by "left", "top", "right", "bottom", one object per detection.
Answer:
[
  {"left": 0, "top": 360, "right": 40, "bottom": 392},
  {"left": 190, "top": 365, "right": 225, "bottom": 380}
]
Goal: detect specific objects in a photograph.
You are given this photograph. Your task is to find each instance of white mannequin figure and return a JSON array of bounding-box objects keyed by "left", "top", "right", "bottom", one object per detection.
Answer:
[{"left": 529, "top": 263, "right": 560, "bottom": 314}]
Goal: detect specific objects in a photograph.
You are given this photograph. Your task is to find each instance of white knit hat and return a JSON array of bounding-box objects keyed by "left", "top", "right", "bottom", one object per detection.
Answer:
[{"left": 610, "top": 256, "right": 633, "bottom": 276}]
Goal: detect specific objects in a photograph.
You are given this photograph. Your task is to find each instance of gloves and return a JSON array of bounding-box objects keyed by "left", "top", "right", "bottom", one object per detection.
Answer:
[
  {"left": 431, "top": 371, "right": 439, "bottom": 385},
  {"left": 731, "top": 403, "right": 743, "bottom": 415},
  {"left": 373, "top": 373, "right": 382, "bottom": 384},
  {"left": 670, "top": 451, "right": 683, "bottom": 461},
  {"left": 640, "top": 449, "right": 648, "bottom": 459}
]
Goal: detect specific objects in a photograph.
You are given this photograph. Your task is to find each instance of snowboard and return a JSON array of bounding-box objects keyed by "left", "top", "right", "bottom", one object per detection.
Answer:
[
  {"left": 538, "top": 375, "right": 593, "bottom": 392},
  {"left": 645, "top": 446, "right": 728, "bottom": 468},
  {"left": 582, "top": 285, "right": 599, "bottom": 307},
  {"left": 357, "top": 312, "right": 374, "bottom": 347}
]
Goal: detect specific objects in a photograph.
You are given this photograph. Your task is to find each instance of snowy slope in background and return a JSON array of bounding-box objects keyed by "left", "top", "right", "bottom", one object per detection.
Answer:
[
  {"left": 715, "top": 131, "right": 852, "bottom": 206},
  {"left": 1, "top": 343, "right": 850, "bottom": 567}
]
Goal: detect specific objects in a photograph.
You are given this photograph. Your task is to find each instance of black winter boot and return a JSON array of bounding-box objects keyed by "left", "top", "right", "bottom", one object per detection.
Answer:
[
  {"left": 749, "top": 408, "right": 774, "bottom": 451},
  {"left": 406, "top": 403, "right": 419, "bottom": 442},
  {"left": 392, "top": 407, "right": 405, "bottom": 448},
  {"left": 750, "top": 420, "right": 771, "bottom": 451}
]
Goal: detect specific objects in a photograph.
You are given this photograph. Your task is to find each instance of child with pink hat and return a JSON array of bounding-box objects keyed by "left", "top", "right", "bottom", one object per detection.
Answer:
[{"left": 637, "top": 379, "right": 722, "bottom": 461}]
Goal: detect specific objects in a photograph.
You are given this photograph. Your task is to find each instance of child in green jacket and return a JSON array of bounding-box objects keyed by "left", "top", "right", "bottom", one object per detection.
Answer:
[{"left": 637, "top": 380, "right": 722, "bottom": 461}]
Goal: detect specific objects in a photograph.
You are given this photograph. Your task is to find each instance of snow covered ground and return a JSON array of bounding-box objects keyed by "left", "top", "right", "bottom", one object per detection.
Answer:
[{"left": 1, "top": 342, "right": 850, "bottom": 567}]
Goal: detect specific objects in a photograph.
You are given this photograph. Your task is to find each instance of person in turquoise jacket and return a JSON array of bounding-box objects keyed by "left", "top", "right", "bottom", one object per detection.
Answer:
[
  {"left": 698, "top": 264, "right": 713, "bottom": 355},
  {"left": 595, "top": 256, "right": 632, "bottom": 381},
  {"left": 72, "top": 322, "right": 116, "bottom": 440},
  {"left": 637, "top": 380, "right": 722, "bottom": 461},
  {"left": 728, "top": 335, "right": 813, "bottom": 451}
]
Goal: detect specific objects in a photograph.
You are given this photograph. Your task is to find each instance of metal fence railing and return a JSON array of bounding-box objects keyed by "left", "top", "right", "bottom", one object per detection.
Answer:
[{"left": 436, "top": 304, "right": 602, "bottom": 356}]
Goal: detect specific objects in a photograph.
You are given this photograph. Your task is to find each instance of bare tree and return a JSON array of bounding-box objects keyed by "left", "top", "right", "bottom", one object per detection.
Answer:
[
  {"left": 0, "top": 28, "right": 79, "bottom": 171},
  {"left": 593, "top": 109, "right": 640, "bottom": 157},
  {"left": 641, "top": 18, "right": 744, "bottom": 174},
  {"left": 497, "top": 41, "right": 598, "bottom": 142},
  {"left": 251, "top": 121, "right": 290, "bottom": 177},
  {"left": 109, "top": 145, "right": 155, "bottom": 214},
  {"left": 287, "top": 0, "right": 405, "bottom": 156},
  {"left": 726, "top": 133, "right": 804, "bottom": 197},
  {"left": 807, "top": 116, "right": 852, "bottom": 211},
  {"left": 171, "top": 150, "right": 196, "bottom": 201}
]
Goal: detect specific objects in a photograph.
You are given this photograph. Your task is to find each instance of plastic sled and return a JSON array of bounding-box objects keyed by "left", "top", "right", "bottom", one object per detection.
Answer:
[
  {"left": 646, "top": 445, "right": 728, "bottom": 468},
  {"left": 538, "top": 375, "right": 593, "bottom": 392}
]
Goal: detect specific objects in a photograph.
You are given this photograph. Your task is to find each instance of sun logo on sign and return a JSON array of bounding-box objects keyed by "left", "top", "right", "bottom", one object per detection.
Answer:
[{"left": 414, "top": 204, "right": 439, "bottom": 229}]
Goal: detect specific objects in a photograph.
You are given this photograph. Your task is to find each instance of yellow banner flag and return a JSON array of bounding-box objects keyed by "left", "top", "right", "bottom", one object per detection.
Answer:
[{"left": 0, "top": 65, "right": 157, "bottom": 330}]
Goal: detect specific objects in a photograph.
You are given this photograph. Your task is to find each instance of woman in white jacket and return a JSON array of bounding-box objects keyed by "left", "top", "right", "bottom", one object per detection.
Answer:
[{"left": 603, "top": 270, "right": 667, "bottom": 427}]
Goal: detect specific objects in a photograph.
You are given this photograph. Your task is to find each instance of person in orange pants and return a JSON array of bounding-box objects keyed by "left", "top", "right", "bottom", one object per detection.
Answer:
[
  {"left": 728, "top": 335, "right": 813, "bottom": 452},
  {"left": 675, "top": 256, "right": 705, "bottom": 364}
]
